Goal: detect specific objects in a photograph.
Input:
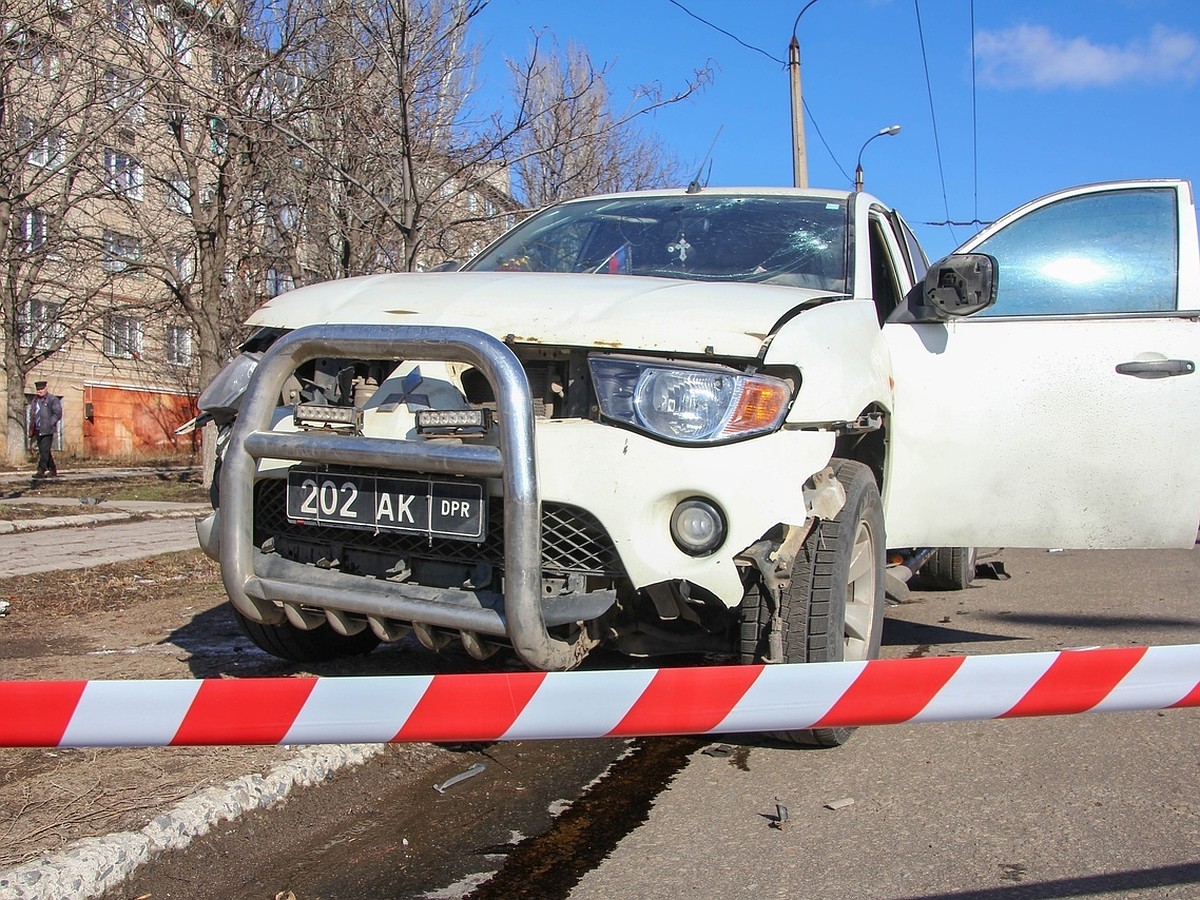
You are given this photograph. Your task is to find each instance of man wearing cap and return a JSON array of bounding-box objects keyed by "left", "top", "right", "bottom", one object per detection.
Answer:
[{"left": 29, "top": 380, "right": 62, "bottom": 479}]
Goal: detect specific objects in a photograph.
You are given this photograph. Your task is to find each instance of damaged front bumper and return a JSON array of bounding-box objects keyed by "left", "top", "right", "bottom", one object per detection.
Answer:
[
  {"left": 215, "top": 323, "right": 602, "bottom": 671},
  {"left": 210, "top": 323, "right": 843, "bottom": 671}
]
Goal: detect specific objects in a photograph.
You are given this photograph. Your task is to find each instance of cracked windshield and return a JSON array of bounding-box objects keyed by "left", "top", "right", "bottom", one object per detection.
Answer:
[{"left": 467, "top": 194, "right": 849, "bottom": 292}]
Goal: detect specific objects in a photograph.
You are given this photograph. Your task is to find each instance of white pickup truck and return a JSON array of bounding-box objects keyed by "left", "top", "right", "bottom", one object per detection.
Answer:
[{"left": 197, "top": 179, "right": 1200, "bottom": 745}]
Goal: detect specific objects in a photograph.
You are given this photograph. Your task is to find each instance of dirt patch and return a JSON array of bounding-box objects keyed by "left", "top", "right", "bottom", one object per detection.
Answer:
[
  {"left": 0, "top": 544, "right": 510, "bottom": 877},
  {"left": 0, "top": 472, "right": 208, "bottom": 505},
  {"left": 0, "top": 505, "right": 63, "bottom": 522},
  {"left": 0, "top": 550, "right": 220, "bottom": 620},
  {"left": 0, "top": 549, "right": 298, "bottom": 871}
]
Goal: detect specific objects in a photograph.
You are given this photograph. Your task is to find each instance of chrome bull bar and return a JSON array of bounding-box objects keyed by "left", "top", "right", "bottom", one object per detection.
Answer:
[{"left": 218, "top": 323, "right": 589, "bottom": 671}]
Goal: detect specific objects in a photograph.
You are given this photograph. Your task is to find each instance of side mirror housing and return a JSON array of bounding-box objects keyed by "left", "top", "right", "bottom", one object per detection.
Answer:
[{"left": 922, "top": 253, "right": 998, "bottom": 318}]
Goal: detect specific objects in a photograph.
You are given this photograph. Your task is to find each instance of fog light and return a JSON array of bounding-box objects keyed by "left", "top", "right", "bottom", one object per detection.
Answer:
[
  {"left": 415, "top": 407, "right": 492, "bottom": 436},
  {"left": 293, "top": 403, "right": 362, "bottom": 432},
  {"left": 670, "top": 497, "right": 725, "bottom": 556}
]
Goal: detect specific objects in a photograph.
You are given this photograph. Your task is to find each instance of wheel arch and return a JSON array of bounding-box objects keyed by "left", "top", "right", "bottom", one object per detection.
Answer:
[{"left": 832, "top": 402, "right": 888, "bottom": 492}]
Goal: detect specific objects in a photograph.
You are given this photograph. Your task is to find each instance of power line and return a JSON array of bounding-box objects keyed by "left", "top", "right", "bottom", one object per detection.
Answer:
[
  {"left": 663, "top": 0, "right": 849, "bottom": 179},
  {"left": 665, "top": 0, "right": 783, "bottom": 66},
  {"left": 805, "top": 99, "right": 851, "bottom": 185},
  {"left": 912, "top": 0, "right": 957, "bottom": 245}
]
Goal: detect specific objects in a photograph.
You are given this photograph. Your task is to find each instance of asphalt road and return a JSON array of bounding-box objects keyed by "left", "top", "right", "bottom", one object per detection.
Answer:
[
  {"left": 569, "top": 545, "right": 1200, "bottom": 900},
  {"left": 111, "top": 542, "right": 1200, "bottom": 900}
]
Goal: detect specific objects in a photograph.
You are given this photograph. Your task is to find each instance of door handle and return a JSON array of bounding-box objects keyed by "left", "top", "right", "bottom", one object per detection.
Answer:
[{"left": 1115, "top": 359, "right": 1196, "bottom": 379}]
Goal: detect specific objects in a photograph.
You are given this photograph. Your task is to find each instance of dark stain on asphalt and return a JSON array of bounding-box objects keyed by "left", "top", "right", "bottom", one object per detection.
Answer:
[
  {"left": 729, "top": 745, "right": 751, "bottom": 771},
  {"left": 465, "top": 736, "right": 704, "bottom": 900}
]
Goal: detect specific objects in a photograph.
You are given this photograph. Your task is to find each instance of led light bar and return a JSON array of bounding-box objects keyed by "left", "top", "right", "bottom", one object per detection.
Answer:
[
  {"left": 415, "top": 408, "right": 492, "bottom": 436},
  {"left": 293, "top": 403, "right": 362, "bottom": 432}
]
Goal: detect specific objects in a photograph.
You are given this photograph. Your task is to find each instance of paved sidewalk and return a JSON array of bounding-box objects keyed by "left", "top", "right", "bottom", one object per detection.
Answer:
[
  {"left": 0, "top": 467, "right": 209, "bottom": 571},
  {"left": 0, "top": 515, "right": 204, "bottom": 575}
]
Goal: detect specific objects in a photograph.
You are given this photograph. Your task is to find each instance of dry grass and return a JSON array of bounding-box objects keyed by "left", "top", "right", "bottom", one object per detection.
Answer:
[
  {"left": 1, "top": 550, "right": 224, "bottom": 617},
  {"left": 1, "top": 472, "right": 209, "bottom": 504},
  {"left": 0, "top": 505, "right": 63, "bottom": 522}
]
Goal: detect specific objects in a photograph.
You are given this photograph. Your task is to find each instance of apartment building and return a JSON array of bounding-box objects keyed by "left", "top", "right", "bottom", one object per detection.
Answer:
[
  {"left": 3, "top": 0, "right": 520, "bottom": 464},
  {"left": 2, "top": 0, "right": 237, "bottom": 461}
]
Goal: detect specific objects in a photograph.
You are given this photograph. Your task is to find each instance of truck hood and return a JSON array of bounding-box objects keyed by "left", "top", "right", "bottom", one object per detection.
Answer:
[{"left": 246, "top": 271, "right": 832, "bottom": 358}]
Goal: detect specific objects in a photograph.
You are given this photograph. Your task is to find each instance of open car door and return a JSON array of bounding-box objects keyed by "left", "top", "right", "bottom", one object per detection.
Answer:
[{"left": 883, "top": 179, "right": 1200, "bottom": 549}]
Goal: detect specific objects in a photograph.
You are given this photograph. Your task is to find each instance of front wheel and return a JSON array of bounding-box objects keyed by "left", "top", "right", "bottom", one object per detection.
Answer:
[
  {"left": 741, "top": 459, "right": 886, "bottom": 747},
  {"left": 234, "top": 607, "right": 381, "bottom": 662}
]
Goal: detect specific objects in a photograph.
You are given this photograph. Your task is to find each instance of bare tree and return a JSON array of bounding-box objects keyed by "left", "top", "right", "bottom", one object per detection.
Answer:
[
  {"left": 0, "top": 0, "right": 149, "bottom": 463},
  {"left": 263, "top": 0, "right": 496, "bottom": 277},
  {"left": 266, "top": 2, "right": 706, "bottom": 275},
  {"left": 103, "top": 0, "right": 316, "bottom": 395},
  {"left": 2, "top": 0, "right": 709, "bottom": 470},
  {"left": 507, "top": 39, "right": 704, "bottom": 208}
]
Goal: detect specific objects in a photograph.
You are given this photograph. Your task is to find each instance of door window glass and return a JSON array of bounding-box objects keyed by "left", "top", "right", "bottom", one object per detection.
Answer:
[{"left": 975, "top": 188, "right": 1177, "bottom": 316}]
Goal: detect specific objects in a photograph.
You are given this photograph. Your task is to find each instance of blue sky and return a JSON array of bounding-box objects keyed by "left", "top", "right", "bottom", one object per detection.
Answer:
[{"left": 473, "top": 0, "right": 1200, "bottom": 258}]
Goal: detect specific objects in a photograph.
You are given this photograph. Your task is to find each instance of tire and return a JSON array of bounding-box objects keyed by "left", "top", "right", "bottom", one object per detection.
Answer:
[
  {"left": 918, "top": 547, "right": 977, "bottom": 591},
  {"left": 234, "top": 607, "right": 381, "bottom": 662},
  {"left": 741, "top": 459, "right": 886, "bottom": 748}
]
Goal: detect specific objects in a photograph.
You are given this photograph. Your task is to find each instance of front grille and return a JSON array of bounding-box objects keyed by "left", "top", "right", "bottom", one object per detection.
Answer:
[{"left": 254, "top": 478, "right": 624, "bottom": 577}]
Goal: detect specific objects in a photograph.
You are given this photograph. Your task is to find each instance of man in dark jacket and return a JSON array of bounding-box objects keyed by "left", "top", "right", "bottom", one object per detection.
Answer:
[{"left": 29, "top": 380, "right": 63, "bottom": 479}]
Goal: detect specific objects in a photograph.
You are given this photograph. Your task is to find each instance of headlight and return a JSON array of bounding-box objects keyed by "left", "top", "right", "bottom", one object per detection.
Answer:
[
  {"left": 197, "top": 351, "right": 262, "bottom": 415},
  {"left": 589, "top": 356, "right": 792, "bottom": 444}
]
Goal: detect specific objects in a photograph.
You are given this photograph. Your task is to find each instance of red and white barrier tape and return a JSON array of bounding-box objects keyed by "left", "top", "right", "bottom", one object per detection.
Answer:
[{"left": 2, "top": 644, "right": 1198, "bottom": 748}]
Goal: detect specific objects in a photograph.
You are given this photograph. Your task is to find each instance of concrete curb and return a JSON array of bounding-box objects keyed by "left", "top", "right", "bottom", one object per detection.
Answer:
[
  {"left": 0, "top": 743, "right": 385, "bottom": 900},
  {"left": 0, "top": 509, "right": 205, "bottom": 534}
]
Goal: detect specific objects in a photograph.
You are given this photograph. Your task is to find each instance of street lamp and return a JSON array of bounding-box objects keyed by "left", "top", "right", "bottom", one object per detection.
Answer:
[
  {"left": 789, "top": 0, "right": 822, "bottom": 188},
  {"left": 854, "top": 125, "right": 901, "bottom": 192}
]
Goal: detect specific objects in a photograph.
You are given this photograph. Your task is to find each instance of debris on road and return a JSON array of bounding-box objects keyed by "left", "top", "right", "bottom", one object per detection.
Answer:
[
  {"left": 767, "top": 802, "right": 790, "bottom": 830},
  {"left": 0, "top": 599, "right": 8, "bottom": 616},
  {"left": 701, "top": 744, "right": 733, "bottom": 758},
  {"left": 434, "top": 762, "right": 487, "bottom": 794},
  {"left": 825, "top": 797, "right": 855, "bottom": 811}
]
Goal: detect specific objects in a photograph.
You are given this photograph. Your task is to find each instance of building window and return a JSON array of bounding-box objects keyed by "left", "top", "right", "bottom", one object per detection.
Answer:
[
  {"left": 266, "top": 267, "right": 294, "bottom": 297},
  {"left": 102, "top": 231, "right": 142, "bottom": 273},
  {"left": 102, "top": 68, "right": 145, "bottom": 126},
  {"left": 170, "top": 21, "right": 193, "bottom": 64},
  {"left": 19, "top": 118, "right": 66, "bottom": 169},
  {"left": 17, "top": 209, "right": 49, "bottom": 252},
  {"left": 277, "top": 199, "right": 299, "bottom": 231},
  {"left": 208, "top": 117, "right": 228, "bottom": 155},
  {"left": 12, "top": 30, "right": 62, "bottom": 79},
  {"left": 109, "top": 0, "right": 146, "bottom": 41},
  {"left": 166, "top": 174, "right": 191, "bottom": 214},
  {"left": 32, "top": 132, "right": 67, "bottom": 168},
  {"left": 104, "top": 314, "right": 143, "bottom": 358},
  {"left": 18, "top": 299, "right": 65, "bottom": 350},
  {"left": 171, "top": 247, "right": 195, "bottom": 282},
  {"left": 104, "top": 148, "right": 144, "bottom": 200},
  {"left": 166, "top": 324, "right": 192, "bottom": 365}
]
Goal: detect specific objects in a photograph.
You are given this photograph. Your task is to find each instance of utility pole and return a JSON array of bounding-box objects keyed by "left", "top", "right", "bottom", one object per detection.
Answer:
[
  {"left": 790, "top": 0, "right": 821, "bottom": 188},
  {"left": 789, "top": 35, "right": 807, "bottom": 188}
]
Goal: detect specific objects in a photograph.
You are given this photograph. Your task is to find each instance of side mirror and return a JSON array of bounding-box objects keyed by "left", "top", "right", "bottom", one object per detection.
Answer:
[{"left": 922, "top": 253, "right": 997, "bottom": 318}]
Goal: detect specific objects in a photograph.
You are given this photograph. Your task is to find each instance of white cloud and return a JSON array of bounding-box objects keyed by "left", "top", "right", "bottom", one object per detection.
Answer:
[{"left": 976, "top": 24, "right": 1200, "bottom": 89}]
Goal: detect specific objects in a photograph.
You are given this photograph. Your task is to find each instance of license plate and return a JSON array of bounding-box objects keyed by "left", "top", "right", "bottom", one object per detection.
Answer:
[{"left": 285, "top": 469, "right": 486, "bottom": 542}]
